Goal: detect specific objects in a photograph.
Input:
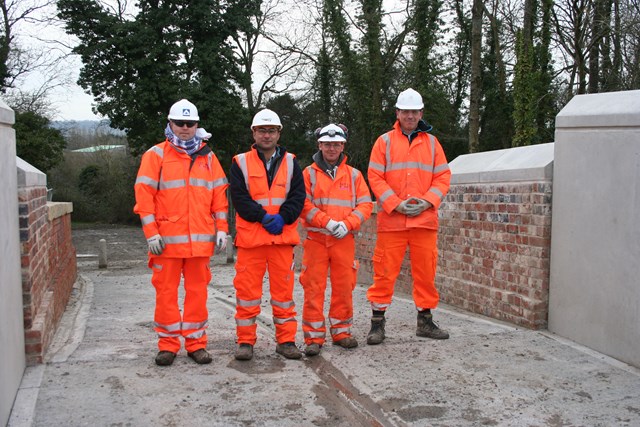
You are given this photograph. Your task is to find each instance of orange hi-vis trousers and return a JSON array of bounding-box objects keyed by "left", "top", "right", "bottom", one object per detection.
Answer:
[
  {"left": 233, "top": 245, "right": 298, "bottom": 345},
  {"left": 300, "top": 233, "right": 358, "bottom": 345},
  {"left": 367, "top": 229, "right": 439, "bottom": 312},
  {"left": 149, "top": 256, "right": 211, "bottom": 353}
]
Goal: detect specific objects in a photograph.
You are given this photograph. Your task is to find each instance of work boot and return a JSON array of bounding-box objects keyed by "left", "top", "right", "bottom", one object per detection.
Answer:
[
  {"left": 416, "top": 312, "right": 450, "bottom": 340},
  {"left": 188, "top": 348, "right": 213, "bottom": 364},
  {"left": 334, "top": 336, "right": 358, "bottom": 349},
  {"left": 235, "top": 344, "right": 254, "bottom": 361},
  {"left": 305, "top": 343, "right": 321, "bottom": 357},
  {"left": 155, "top": 351, "right": 176, "bottom": 366},
  {"left": 276, "top": 342, "right": 303, "bottom": 359},
  {"left": 366, "top": 316, "right": 386, "bottom": 345}
]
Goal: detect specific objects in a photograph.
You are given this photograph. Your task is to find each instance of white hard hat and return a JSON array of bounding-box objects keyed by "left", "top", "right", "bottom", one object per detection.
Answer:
[
  {"left": 395, "top": 88, "right": 424, "bottom": 110},
  {"left": 317, "top": 124, "right": 347, "bottom": 142},
  {"left": 168, "top": 99, "right": 200, "bottom": 121},
  {"left": 251, "top": 109, "right": 282, "bottom": 129}
]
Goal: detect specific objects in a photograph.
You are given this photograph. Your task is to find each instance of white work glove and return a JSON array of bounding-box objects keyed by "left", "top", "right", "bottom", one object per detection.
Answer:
[
  {"left": 216, "top": 231, "right": 227, "bottom": 251},
  {"left": 147, "top": 234, "right": 165, "bottom": 255},
  {"left": 332, "top": 221, "right": 349, "bottom": 239},
  {"left": 325, "top": 219, "right": 339, "bottom": 233}
]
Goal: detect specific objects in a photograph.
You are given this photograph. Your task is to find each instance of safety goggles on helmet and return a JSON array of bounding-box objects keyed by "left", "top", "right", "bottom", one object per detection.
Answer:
[{"left": 172, "top": 120, "right": 198, "bottom": 128}]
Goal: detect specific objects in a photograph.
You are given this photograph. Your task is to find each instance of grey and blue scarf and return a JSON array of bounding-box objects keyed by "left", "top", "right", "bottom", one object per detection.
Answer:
[{"left": 165, "top": 123, "right": 203, "bottom": 155}]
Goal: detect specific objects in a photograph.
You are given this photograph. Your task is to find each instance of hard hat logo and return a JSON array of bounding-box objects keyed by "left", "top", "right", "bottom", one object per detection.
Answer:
[
  {"left": 168, "top": 99, "right": 200, "bottom": 121},
  {"left": 251, "top": 109, "right": 283, "bottom": 130}
]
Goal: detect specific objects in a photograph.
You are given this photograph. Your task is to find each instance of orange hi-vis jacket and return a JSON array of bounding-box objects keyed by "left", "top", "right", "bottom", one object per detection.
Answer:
[
  {"left": 134, "top": 140, "right": 229, "bottom": 257},
  {"left": 233, "top": 149, "right": 300, "bottom": 248},
  {"left": 368, "top": 121, "right": 451, "bottom": 232},
  {"left": 301, "top": 155, "right": 373, "bottom": 234}
]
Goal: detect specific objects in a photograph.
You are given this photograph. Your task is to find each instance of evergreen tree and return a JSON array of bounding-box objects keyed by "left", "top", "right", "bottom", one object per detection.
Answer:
[
  {"left": 15, "top": 111, "right": 66, "bottom": 173},
  {"left": 57, "top": 0, "right": 254, "bottom": 155}
]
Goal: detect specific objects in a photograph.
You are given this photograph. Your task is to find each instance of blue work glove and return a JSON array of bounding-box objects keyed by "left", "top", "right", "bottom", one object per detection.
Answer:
[{"left": 262, "top": 213, "right": 284, "bottom": 235}]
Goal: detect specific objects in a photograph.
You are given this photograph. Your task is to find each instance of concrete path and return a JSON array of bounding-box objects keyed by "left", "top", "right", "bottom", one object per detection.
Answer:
[{"left": 8, "top": 227, "right": 640, "bottom": 426}]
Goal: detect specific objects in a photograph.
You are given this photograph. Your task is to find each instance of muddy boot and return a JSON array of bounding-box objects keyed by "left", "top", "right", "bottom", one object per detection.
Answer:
[
  {"left": 235, "top": 344, "right": 254, "bottom": 361},
  {"left": 334, "top": 336, "right": 358, "bottom": 349},
  {"left": 276, "top": 342, "right": 303, "bottom": 359},
  {"left": 155, "top": 351, "right": 176, "bottom": 366},
  {"left": 304, "top": 343, "right": 321, "bottom": 357},
  {"left": 416, "top": 312, "right": 449, "bottom": 340},
  {"left": 187, "top": 348, "right": 213, "bottom": 364},
  {"left": 366, "top": 316, "right": 386, "bottom": 345}
]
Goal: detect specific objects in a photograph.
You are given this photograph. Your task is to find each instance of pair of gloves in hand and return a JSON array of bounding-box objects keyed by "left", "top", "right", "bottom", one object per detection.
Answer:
[
  {"left": 325, "top": 219, "right": 349, "bottom": 239},
  {"left": 147, "top": 231, "right": 228, "bottom": 255},
  {"left": 396, "top": 197, "right": 432, "bottom": 217},
  {"left": 262, "top": 214, "right": 285, "bottom": 235}
]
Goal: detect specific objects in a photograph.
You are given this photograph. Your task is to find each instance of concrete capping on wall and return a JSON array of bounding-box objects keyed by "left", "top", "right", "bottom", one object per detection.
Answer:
[
  {"left": 555, "top": 89, "right": 640, "bottom": 128},
  {"left": 48, "top": 202, "right": 73, "bottom": 221},
  {"left": 449, "top": 143, "right": 554, "bottom": 184},
  {"left": 0, "top": 97, "right": 15, "bottom": 125},
  {"left": 17, "top": 157, "right": 47, "bottom": 187}
]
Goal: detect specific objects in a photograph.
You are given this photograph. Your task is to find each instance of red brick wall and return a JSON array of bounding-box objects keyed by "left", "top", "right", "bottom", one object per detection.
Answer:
[
  {"left": 18, "top": 188, "right": 76, "bottom": 365},
  {"left": 296, "top": 180, "right": 552, "bottom": 330}
]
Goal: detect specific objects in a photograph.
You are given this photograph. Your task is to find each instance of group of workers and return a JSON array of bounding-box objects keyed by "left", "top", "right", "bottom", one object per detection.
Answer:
[{"left": 133, "top": 88, "right": 452, "bottom": 366}]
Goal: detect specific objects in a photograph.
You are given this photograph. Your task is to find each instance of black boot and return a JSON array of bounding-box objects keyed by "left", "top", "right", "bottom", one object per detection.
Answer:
[
  {"left": 366, "top": 316, "right": 386, "bottom": 345},
  {"left": 416, "top": 312, "right": 449, "bottom": 340}
]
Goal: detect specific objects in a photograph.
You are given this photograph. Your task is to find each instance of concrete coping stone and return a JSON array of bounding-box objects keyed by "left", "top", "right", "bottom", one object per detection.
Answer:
[
  {"left": 47, "top": 202, "right": 73, "bottom": 221},
  {"left": 17, "top": 157, "right": 46, "bottom": 187},
  {"left": 449, "top": 143, "right": 554, "bottom": 184},
  {"left": 0, "top": 97, "right": 15, "bottom": 126},
  {"left": 555, "top": 89, "right": 640, "bottom": 128}
]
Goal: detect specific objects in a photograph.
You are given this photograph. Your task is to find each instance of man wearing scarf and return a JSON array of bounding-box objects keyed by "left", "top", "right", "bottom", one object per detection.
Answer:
[{"left": 134, "top": 99, "right": 229, "bottom": 366}]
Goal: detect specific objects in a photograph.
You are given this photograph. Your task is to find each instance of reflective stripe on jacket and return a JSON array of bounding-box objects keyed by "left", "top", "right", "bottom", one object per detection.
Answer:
[
  {"left": 368, "top": 121, "right": 451, "bottom": 232},
  {"left": 301, "top": 155, "right": 373, "bottom": 235},
  {"left": 233, "top": 149, "right": 300, "bottom": 248},
  {"left": 133, "top": 140, "right": 229, "bottom": 257}
]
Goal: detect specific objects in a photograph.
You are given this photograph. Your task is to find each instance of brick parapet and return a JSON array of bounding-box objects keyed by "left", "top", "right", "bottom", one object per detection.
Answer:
[
  {"left": 19, "top": 186, "right": 76, "bottom": 364},
  {"left": 437, "top": 181, "right": 552, "bottom": 329}
]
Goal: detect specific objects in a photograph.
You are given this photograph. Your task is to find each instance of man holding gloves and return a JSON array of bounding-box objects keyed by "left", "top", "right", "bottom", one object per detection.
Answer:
[
  {"left": 299, "top": 124, "right": 373, "bottom": 356},
  {"left": 134, "top": 99, "right": 229, "bottom": 366},
  {"left": 367, "top": 88, "right": 452, "bottom": 345},
  {"left": 229, "top": 109, "right": 305, "bottom": 361}
]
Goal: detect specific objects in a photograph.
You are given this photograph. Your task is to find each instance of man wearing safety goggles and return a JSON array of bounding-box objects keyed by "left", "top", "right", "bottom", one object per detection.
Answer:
[{"left": 299, "top": 123, "right": 373, "bottom": 357}]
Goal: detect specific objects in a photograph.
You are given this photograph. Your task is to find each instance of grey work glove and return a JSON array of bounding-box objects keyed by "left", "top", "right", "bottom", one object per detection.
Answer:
[
  {"left": 216, "top": 231, "right": 227, "bottom": 251},
  {"left": 147, "top": 234, "right": 165, "bottom": 255},
  {"left": 405, "top": 198, "right": 431, "bottom": 217},
  {"left": 395, "top": 199, "right": 413, "bottom": 215},
  {"left": 325, "top": 219, "right": 339, "bottom": 233},
  {"left": 332, "top": 221, "right": 349, "bottom": 239}
]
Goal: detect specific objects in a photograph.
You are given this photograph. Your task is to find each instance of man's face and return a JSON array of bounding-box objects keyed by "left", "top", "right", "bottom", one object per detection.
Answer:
[
  {"left": 318, "top": 141, "right": 344, "bottom": 164},
  {"left": 252, "top": 126, "right": 281, "bottom": 153},
  {"left": 396, "top": 109, "right": 423, "bottom": 133},
  {"left": 170, "top": 120, "right": 198, "bottom": 141}
]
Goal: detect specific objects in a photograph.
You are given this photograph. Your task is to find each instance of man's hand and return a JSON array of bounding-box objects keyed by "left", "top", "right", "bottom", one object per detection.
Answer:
[
  {"left": 262, "top": 214, "right": 284, "bottom": 235},
  {"left": 395, "top": 200, "right": 412, "bottom": 215},
  {"left": 147, "top": 234, "right": 165, "bottom": 255},
  {"left": 216, "top": 231, "right": 228, "bottom": 251},
  {"left": 396, "top": 198, "right": 432, "bottom": 217},
  {"left": 332, "top": 221, "right": 349, "bottom": 239}
]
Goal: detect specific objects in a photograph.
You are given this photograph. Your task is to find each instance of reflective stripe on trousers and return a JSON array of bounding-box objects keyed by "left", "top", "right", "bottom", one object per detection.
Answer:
[
  {"left": 149, "top": 256, "right": 211, "bottom": 353},
  {"left": 300, "top": 234, "right": 357, "bottom": 345},
  {"left": 367, "top": 229, "right": 440, "bottom": 311},
  {"left": 233, "top": 245, "right": 297, "bottom": 345}
]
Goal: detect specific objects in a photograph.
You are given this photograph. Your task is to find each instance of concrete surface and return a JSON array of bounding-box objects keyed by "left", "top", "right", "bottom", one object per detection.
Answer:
[
  {"left": 551, "top": 90, "right": 640, "bottom": 368},
  {"left": 8, "top": 226, "right": 640, "bottom": 427}
]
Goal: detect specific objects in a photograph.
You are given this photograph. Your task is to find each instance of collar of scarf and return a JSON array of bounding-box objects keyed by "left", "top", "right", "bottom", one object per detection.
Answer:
[
  {"left": 313, "top": 151, "right": 344, "bottom": 179},
  {"left": 165, "top": 123, "right": 203, "bottom": 155}
]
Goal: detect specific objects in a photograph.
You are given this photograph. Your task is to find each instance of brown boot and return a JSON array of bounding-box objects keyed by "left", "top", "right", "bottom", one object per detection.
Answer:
[
  {"left": 304, "top": 343, "right": 321, "bottom": 357},
  {"left": 188, "top": 348, "right": 213, "bottom": 364},
  {"left": 276, "top": 342, "right": 302, "bottom": 359},
  {"left": 416, "top": 312, "right": 449, "bottom": 340},
  {"left": 155, "top": 351, "right": 176, "bottom": 366},
  {"left": 334, "top": 336, "right": 358, "bottom": 348},
  {"left": 235, "top": 344, "right": 254, "bottom": 361}
]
